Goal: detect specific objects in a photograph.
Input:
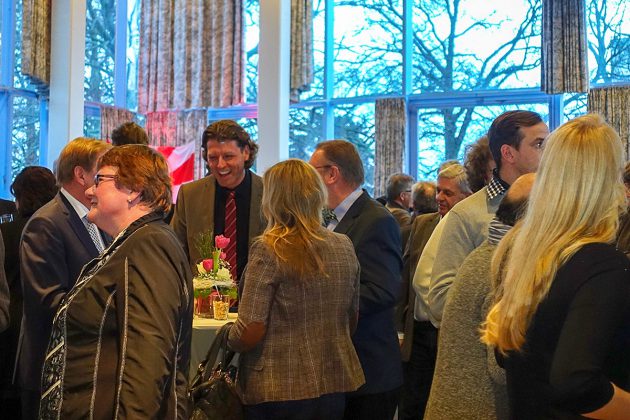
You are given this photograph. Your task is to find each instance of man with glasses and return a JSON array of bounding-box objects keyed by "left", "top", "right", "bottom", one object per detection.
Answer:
[
  {"left": 16, "top": 138, "right": 110, "bottom": 420},
  {"left": 385, "top": 173, "right": 415, "bottom": 228},
  {"left": 310, "top": 140, "right": 403, "bottom": 420}
]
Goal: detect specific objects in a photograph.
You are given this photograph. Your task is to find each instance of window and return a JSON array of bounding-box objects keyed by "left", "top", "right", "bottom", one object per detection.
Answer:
[
  {"left": 414, "top": 102, "right": 549, "bottom": 178},
  {"left": 560, "top": 0, "right": 628, "bottom": 124},
  {"left": 244, "top": 0, "right": 260, "bottom": 103},
  {"left": 334, "top": 1, "right": 403, "bottom": 98},
  {"left": 334, "top": 103, "right": 376, "bottom": 190},
  {"left": 83, "top": 0, "right": 141, "bottom": 138},
  {"left": 207, "top": 0, "right": 629, "bottom": 191},
  {"left": 289, "top": 106, "right": 324, "bottom": 160},
  {"left": 84, "top": 0, "right": 116, "bottom": 105},
  {"left": 586, "top": 0, "right": 629, "bottom": 84},
  {"left": 0, "top": 0, "right": 46, "bottom": 198},
  {"left": 412, "top": 0, "right": 540, "bottom": 93}
]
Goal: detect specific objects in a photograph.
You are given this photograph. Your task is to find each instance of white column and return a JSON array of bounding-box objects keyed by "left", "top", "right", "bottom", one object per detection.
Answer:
[
  {"left": 47, "top": 0, "right": 87, "bottom": 166},
  {"left": 256, "top": 0, "right": 290, "bottom": 173}
]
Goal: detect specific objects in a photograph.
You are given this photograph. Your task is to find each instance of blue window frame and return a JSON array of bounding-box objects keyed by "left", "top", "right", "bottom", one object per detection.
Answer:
[{"left": 0, "top": 0, "right": 47, "bottom": 199}]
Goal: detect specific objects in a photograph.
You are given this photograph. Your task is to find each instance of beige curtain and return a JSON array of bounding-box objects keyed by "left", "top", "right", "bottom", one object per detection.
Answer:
[
  {"left": 138, "top": 0, "right": 244, "bottom": 114},
  {"left": 588, "top": 86, "right": 630, "bottom": 159},
  {"left": 22, "top": 0, "right": 51, "bottom": 87},
  {"left": 374, "top": 98, "right": 407, "bottom": 198},
  {"left": 541, "top": 0, "right": 589, "bottom": 93},
  {"left": 290, "top": 0, "right": 313, "bottom": 102},
  {"left": 100, "top": 107, "right": 136, "bottom": 142},
  {"left": 145, "top": 110, "right": 208, "bottom": 178}
]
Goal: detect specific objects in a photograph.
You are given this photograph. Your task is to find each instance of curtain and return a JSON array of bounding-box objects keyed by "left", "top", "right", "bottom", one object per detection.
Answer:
[
  {"left": 541, "top": 0, "right": 589, "bottom": 94},
  {"left": 145, "top": 110, "right": 208, "bottom": 179},
  {"left": 290, "top": 0, "right": 313, "bottom": 102},
  {"left": 138, "top": 0, "right": 244, "bottom": 114},
  {"left": 374, "top": 98, "right": 407, "bottom": 198},
  {"left": 588, "top": 86, "right": 630, "bottom": 159},
  {"left": 100, "top": 107, "right": 135, "bottom": 142},
  {"left": 21, "top": 0, "right": 51, "bottom": 88}
]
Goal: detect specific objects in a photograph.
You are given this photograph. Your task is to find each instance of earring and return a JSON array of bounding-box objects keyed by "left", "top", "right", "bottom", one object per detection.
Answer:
[{"left": 127, "top": 198, "right": 132, "bottom": 204}]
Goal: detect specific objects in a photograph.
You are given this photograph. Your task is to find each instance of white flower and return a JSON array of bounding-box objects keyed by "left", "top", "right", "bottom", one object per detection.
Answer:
[{"left": 217, "top": 267, "right": 231, "bottom": 281}]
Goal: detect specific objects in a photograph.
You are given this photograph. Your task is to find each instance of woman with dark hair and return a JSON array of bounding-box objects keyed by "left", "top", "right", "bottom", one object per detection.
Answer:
[
  {"left": 39, "top": 145, "right": 192, "bottom": 419},
  {"left": 464, "top": 135, "right": 496, "bottom": 193},
  {"left": 228, "top": 159, "right": 365, "bottom": 419},
  {"left": 0, "top": 166, "right": 57, "bottom": 416}
]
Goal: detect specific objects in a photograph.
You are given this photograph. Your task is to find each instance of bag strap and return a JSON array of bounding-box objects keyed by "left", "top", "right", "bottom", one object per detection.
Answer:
[{"left": 199, "top": 322, "right": 234, "bottom": 381}]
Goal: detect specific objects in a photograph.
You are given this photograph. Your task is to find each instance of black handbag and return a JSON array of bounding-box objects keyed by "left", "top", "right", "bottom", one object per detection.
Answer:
[{"left": 189, "top": 322, "right": 244, "bottom": 420}]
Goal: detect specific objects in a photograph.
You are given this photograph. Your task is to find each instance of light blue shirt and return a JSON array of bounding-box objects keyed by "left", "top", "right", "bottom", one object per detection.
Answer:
[
  {"left": 60, "top": 187, "right": 105, "bottom": 251},
  {"left": 327, "top": 187, "right": 363, "bottom": 231}
]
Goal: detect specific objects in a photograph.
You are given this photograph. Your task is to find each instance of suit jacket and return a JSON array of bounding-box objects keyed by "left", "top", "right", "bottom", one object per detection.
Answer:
[
  {"left": 228, "top": 232, "right": 365, "bottom": 404},
  {"left": 171, "top": 172, "right": 264, "bottom": 270},
  {"left": 0, "top": 215, "right": 27, "bottom": 391},
  {"left": 335, "top": 191, "right": 404, "bottom": 395},
  {"left": 399, "top": 212, "right": 440, "bottom": 361},
  {"left": 16, "top": 193, "right": 101, "bottom": 391}
]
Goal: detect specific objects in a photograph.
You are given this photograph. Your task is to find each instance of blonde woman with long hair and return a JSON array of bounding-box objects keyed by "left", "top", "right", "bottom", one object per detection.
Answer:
[
  {"left": 228, "top": 159, "right": 365, "bottom": 419},
  {"left": 481, "top": 114, "right": 630, "bottom": 419}
]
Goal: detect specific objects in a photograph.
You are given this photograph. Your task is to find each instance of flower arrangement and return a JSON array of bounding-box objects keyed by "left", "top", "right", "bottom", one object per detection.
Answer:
[{"left": 193, "top": 230, "right": 237, "bottom": 318}]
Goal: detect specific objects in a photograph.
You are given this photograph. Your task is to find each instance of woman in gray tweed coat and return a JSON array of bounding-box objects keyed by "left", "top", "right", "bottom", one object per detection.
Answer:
[{"left": 228, "top": 159, "right": 365, "bottom": 419}]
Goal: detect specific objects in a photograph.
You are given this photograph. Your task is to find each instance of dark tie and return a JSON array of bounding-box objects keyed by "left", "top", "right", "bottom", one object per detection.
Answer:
[
  {"left": 322, "top": 208, "right": 337, "bottom": 227},
  {"left": 224, "top": 191, "right": 238, "bottom": 282}
]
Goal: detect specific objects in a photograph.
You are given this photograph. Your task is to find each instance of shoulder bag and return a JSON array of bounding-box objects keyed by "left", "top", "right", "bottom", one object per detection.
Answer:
[{"left": 189, "top": 322, "right": 243, "bottom": 420}]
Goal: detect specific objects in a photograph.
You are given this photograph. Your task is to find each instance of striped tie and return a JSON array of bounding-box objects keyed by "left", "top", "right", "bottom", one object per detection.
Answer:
[{"left": 224, "top": 191, "right": 238, "bottom": 282}]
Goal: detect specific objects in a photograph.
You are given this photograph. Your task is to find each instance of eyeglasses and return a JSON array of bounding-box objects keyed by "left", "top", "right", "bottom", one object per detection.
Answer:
[
  {"left": 313, "top": 165, "right": 333, "bottom": 170},
  {"left": 94, "top": 174, "right": 118, "bottom": 187}
]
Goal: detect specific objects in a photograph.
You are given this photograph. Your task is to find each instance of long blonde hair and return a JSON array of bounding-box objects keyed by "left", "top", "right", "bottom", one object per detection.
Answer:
[
  {"left": 261, "top": 159, "right": 328, "bottom": 278},
  {"left": 481, "top": 114, "right": 625, "bottom": 353}
]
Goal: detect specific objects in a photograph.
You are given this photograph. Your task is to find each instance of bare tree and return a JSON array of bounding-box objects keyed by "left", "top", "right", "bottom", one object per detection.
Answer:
[
  {"left": 84, "top": 0, "right": 116, "bottom": 104},
  {"left": 587, "top": 0, "right": 628, "bottom": 83}
]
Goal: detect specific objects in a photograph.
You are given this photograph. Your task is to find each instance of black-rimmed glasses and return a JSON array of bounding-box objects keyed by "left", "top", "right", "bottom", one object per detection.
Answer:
[
  {"left": 94, "top": 174, "right": 118, "bottom": 187},
  {"left": 314, "top": 165, "right": 333, "bottom": 170}
]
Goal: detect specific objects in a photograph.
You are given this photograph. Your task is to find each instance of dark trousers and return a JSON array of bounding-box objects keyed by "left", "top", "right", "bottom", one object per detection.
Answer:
[
  {"left": 398, "top": 320, "right": 438, "bottom": 420},
  {"left": 244, "top": 392, "right": 345, "bottom": 420},
  {"left": 21, "top": 389, "right": 40, "bottom": 420},
  {"left": 343, "top": 387, "right": 401, "bottom": 420}
]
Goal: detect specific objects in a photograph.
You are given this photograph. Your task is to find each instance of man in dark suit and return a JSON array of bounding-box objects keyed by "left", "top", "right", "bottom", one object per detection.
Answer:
[
  {"left": 171, "top": 120, "right": 264, "bottom": 290},
  {"left": 16, "top": 138, "right": 110, "bottom": 420},
  {"left": 310, "top": 140, "right": 403, "bottom": 420}
]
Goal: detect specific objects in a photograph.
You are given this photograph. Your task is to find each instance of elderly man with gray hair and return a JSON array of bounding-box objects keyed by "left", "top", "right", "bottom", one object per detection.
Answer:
[{"left": 398, "top": 162, "right": 471, "bottom": 420}]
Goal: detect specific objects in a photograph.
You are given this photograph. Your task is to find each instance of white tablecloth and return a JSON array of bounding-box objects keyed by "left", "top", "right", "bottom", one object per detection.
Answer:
[{"left": 189, "top": 313, "right": 238, "bottom": 379}]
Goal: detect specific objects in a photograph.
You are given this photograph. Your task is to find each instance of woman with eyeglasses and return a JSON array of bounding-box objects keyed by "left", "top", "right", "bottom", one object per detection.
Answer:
[{"left": 39, "top": 145, "right": 192, "bottom": 420}]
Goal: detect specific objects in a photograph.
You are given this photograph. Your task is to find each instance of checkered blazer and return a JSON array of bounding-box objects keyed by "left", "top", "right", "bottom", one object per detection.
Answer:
[{"left": 228, "top": 230, "right": 365, "bottom": 404}]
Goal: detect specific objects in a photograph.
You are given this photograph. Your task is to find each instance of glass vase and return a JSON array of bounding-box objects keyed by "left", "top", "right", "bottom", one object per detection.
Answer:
[{"left": 194, "top": 293, "right": 214, "bottom": 318}]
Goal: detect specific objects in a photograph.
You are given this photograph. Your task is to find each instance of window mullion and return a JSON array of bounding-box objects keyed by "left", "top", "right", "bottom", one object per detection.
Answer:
[
  {"left": 1, "top": 0, "right": 16, "bottom": 86},
  {"left": 114, "top": 0, "right": 128, "bottom": 108}
]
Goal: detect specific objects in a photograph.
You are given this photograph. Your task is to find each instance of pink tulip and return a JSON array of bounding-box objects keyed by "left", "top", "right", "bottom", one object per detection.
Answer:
[
  {"left": 215, "top": 235, "right": 230, "bottom": 249},
  {"left": 220, "top": 252, "right": 227, "bottom": 260},
  {"left": 202, "top": 259, "right": 214, "bottom": 272}
]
